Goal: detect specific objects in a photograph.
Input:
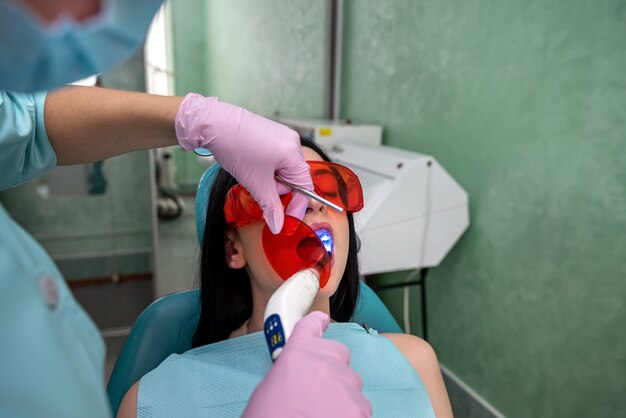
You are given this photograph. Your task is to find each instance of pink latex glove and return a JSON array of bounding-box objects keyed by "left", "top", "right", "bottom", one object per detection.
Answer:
[
  {"left": 175, "top": 93, "right": 313, "bottom": 233},
  {"left": 242, "top": 311, "right": 372, "bottom": 418}
]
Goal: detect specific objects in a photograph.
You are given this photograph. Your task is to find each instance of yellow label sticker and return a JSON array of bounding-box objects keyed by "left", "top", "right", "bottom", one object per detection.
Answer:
[{"left": 319, "top": 127, "right": 332, "bottom": 136}]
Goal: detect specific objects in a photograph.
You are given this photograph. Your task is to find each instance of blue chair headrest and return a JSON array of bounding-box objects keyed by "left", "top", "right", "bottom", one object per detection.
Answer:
[{"left": 195, "top": 163, "right": 222, "bottom": 244}]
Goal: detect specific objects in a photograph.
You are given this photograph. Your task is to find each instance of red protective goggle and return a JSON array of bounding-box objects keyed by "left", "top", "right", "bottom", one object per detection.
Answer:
[{"left": 224, "top": 161, "right": 363, "bottom": 287}]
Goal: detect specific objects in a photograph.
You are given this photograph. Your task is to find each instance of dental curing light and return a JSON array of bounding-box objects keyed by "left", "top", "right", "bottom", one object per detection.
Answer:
[
  {"left": 263, "top": 269, "right": 320, "bottom": 361},
  {"left": 316, "top": 229, "right": 334, "bottom": 255},
  {"left": 263, "top": 229, "right": 333, "bottom": 361}
]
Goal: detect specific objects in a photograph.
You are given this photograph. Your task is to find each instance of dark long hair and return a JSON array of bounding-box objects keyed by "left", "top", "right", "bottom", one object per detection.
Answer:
[{"left": 192, "top": 139, "right": 360, "bottom": 347}]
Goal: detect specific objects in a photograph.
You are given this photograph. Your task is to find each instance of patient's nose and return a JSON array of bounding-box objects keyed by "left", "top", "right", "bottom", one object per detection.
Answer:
[{"left": 306, "top": 197, "right": 326, "bottom": 215}]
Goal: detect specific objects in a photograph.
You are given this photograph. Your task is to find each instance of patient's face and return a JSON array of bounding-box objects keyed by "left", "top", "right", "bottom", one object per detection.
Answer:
[{"left": 229, "top": 146, "right": 350, "bottom": 299}]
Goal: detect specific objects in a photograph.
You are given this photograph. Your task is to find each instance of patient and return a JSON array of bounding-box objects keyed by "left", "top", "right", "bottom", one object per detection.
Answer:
[{"left": 118, "top": 139, "right": 453, "bottom": 418}]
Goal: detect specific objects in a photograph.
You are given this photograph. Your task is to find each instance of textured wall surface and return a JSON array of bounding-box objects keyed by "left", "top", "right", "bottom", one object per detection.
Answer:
[
  {"left": 170, "top": 0, "right": 209, "bottom": 96},
  {"left": 169, "top": 0, "right": 328, "bottom": 188},
  {"left": 168, "top": 0, "right": 211, "bottom": 189},
  {"left": 202, "top": 0, "right": 327, "bottom": 118},
  {"left": 342, "top": 1, "right": 625, "bottom": 417}
]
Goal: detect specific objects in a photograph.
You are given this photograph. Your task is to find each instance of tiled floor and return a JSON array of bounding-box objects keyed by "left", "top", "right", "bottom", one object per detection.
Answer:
[
  {"left": 153, "top": 196, "right": 199, "bottom": 297},
  {"left": 104, "top": 335, "right": 128, "bottom": 381},
  {"left": 71, "top": 278, "right": 154, "bottom": 382},
  {"left": 444, "top": 371, "right": 499, "bottom": 418},
  {"left": 71, "top": 279, "right": 154, "bottom": 330}
]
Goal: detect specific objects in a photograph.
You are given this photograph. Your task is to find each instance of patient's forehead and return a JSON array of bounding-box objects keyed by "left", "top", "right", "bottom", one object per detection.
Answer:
[{"left": 302, "top": 146, "right": 323, "bottom": 161}]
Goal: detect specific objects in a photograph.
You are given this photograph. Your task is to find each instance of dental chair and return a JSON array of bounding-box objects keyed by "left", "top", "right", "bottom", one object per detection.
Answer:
[{"left": 106, "top": 166, "right": 402, "bottom": 415}]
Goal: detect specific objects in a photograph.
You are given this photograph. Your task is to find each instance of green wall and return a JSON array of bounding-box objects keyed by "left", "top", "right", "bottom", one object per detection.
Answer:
[
  {"left": 168, "top": 1, "right": 625, "bottom": 416},
  {"left": 168, "top": 0, "right": 211, "bottom": 190},
  {"left": 202, "top": 0, "right": 326, "bottom": 117},
  {"left": 342, "top": 1, "right": 625, "bottom": 417},
  {"left": 170, "top": 0, "right": 209, "bottom": 96},
  {"left": 173, "top": 0, "right": 328, "bottom": 115},
  {"left": 168, "top": 0, "right": 327, "bottom": 189}
]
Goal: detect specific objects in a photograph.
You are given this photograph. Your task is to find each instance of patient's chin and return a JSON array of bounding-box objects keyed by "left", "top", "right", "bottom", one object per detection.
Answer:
[{"left": 317, "top": 272, "right": 341, "bottom": 297}]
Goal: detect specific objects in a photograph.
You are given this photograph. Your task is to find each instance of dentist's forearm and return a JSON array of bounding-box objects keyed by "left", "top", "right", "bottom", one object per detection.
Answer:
[{"left": 44, "top": 86, "right": 182, "bottom": 165}]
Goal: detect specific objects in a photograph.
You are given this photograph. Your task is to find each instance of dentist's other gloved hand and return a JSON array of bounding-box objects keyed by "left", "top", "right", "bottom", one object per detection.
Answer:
[
  {"left": 175, "top": 93, "right": 312, "bottom": 233},
  {"left": 242, "top": 311, "right": 372, "bottom": 418}
]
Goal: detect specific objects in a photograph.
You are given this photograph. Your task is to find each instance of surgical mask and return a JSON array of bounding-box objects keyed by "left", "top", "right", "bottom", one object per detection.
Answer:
[{"left": 0, "top": 0, "right": 163, "bottom": 92}]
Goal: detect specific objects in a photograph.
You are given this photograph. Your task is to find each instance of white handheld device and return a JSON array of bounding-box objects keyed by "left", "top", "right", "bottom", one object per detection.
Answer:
[{"left": 263, "top": 269, "right": 320, "bottom": 361}]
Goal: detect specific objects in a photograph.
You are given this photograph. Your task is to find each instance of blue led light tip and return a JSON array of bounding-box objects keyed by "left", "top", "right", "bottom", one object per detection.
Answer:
[{"left": 315, "top": 229, "right": 334, "bottom": 254}]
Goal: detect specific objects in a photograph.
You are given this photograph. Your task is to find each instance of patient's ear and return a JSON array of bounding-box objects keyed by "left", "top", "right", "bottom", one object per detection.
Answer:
[{"left": 225, "top": 230, "right": 246, "bottom": 269}]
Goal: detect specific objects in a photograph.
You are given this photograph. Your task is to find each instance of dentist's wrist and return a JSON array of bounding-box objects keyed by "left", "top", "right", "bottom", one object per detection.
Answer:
[{"left": 175, "top": 93, "right": 222, "bottom": 151}]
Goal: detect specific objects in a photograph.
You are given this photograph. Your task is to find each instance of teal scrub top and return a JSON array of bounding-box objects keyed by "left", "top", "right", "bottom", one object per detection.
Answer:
[{"left": 0, "top": 91, "right": 111, "bottom": 418}]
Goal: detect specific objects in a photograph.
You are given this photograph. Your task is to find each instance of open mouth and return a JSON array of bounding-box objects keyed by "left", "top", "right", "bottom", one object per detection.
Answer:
[{"left": 309, "top": 222, "right": 334, "bottom": 268}]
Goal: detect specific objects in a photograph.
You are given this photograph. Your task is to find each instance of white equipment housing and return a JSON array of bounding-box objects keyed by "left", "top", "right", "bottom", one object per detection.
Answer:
[
  {"left": 278, "top": 117, "right": 382, "bottom": 148},
  {"left": 328, "top": 143, "right": 469, "bottom": 275}
]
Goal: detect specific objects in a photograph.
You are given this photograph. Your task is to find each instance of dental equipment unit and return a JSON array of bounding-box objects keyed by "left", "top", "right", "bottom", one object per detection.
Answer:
[{"left": 330, "top": 142, "right": 469, "bottom": 274}]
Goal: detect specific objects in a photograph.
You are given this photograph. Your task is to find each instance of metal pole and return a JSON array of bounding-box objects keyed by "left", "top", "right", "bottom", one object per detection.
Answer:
[
  {"left": 327, "top": 0, "right": 343, "bottom": 120},
  {"left": 420, "top": 268, "right": 429, "bottom": 341}
]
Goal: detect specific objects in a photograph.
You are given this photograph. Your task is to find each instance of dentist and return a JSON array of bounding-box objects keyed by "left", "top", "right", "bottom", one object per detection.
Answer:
[{"left": 0, "top": 1, "right": 371, "bottom": 417}]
